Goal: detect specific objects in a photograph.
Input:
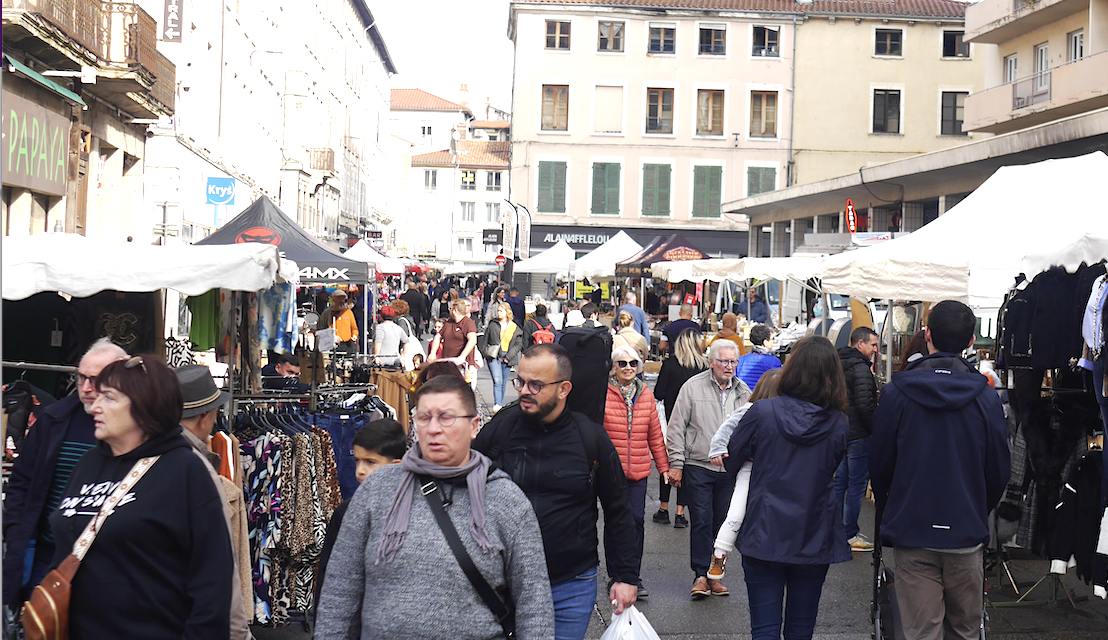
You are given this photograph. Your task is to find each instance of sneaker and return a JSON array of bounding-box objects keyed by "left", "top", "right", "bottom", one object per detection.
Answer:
[
  {"left": 690, "top": 576, "right": 710, "bottom": 599},
  {"left": 637, "top": 581, "right": 649, "bottom": 599},
  {"left": 709, "top": 579, "right": 730, "bottom": 596},
  {"left": 707, "top": 553, "right": 727, "bottom": 580},
  {"left": 652, "top": 509, "right": 670, "bottom": 524},
  {"left": 849, "top": 535, "right": 875, "bottom": 552},
  {"left": 673, "top": 514, "right": 689, "bottom": 529},
  {"left": 492, "top": 404, "right": 502, "bottom": 414}
]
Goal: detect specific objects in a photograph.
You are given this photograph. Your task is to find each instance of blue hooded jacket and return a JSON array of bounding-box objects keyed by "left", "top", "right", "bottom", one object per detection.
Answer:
[
  {"left": 870, "top": 353, "right": 1010, "bottom": 549},
  {"left": 726, "top": 395, "right": 851, "bottom": 565}
]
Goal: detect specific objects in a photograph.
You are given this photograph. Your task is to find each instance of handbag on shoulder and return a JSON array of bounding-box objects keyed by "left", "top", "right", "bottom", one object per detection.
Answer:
[{"left": 22, "top": 455, "right": 160, "bottom": 640}]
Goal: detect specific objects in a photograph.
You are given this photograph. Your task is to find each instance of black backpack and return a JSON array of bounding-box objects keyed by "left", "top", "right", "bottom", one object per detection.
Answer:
[
  {"left": 556, "top": 326, "right": 613, "bottom": 425},
  {"left": 481, "top": 402, "right": 602, "bottom": 489}
]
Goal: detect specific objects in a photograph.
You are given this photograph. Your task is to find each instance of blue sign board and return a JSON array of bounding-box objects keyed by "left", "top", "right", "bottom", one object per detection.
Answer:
[{"left": 206, "top": 177, "right": 236, "bottom": 205}]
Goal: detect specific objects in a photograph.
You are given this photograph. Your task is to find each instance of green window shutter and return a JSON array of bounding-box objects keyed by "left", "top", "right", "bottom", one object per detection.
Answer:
[
  {"left": 747, "top": 167, "right": 776, "bottom": 196},
  {"left": 591, "top": 163, "right": 606, "bottom": 214},
  {"left": 538, "top": 162, "right": 553, "bottom": 211},
  {"left": 642, "top": 165, "right": 658, "bottom": 216},
  {"left": 707, "top": 166, "right": 721, "bottom": 217},
  {"left": 657, "top": 164, "right": 671, "bottom": 216},
  {"left": 692, "top": 166, "right": 708, "bottom": 217},
  {"left": 605, "top": 163, "right": 620, "bottom": 214},
  {"left": 552, "top": 162, "right": 567, "bottom": 212}
]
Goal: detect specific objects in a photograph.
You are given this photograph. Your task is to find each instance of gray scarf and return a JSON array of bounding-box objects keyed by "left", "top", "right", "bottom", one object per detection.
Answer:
[{"left": 374, "top": 445, "right": 497, "bottom": 565}]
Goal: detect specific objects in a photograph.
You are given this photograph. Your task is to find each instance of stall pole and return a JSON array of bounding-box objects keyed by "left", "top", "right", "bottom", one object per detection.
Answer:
[
  {"left": 822, "top": 292, "right": 830, "bottom": 337},
  {"left": 363, "top": 283, "right": 369, "bottom": 355},
  {"left": 885, "top": 299, "right": 894, "bottom": 384}
]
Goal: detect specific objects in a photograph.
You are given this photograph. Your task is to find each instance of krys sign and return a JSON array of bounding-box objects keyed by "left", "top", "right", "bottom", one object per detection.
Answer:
[
  {"left": 2, "top": 91, "right": 70, "bottom": 197},
  {"left": 206, "top": 177, "right": 235, "bottom": 205}
]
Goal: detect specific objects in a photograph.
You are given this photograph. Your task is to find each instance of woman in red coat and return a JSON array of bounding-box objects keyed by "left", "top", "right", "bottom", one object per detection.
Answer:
[{"left": 603, "top": 344, "right": 670, "bottom": 598}]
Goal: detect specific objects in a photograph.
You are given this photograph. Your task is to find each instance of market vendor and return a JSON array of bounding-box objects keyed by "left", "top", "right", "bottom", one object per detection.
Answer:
[{"left": 318, "top": 289, "right": 359, "bottom": 353}]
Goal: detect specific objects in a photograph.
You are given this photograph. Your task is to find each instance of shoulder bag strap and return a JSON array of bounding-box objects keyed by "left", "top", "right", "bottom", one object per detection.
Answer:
[
  {"left": 417, "top": 475, "right": 515, "bottom": 639},
  {"left": 71, "top": 455, "right": 161, "bottom": 561}
]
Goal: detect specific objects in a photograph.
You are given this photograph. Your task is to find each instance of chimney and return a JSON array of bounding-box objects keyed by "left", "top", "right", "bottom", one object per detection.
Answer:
[
  {"left": 485, "top": 97, "right": 491, "bottom": 120},
  {"left": 459, "top": 83, "right": 469, "bottom": 110},
  {"left": 456, "top": 124, "right": 467, "bottom": 141}
]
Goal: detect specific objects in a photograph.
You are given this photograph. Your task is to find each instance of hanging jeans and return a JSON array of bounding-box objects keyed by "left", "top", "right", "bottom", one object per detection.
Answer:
[{"left": 317, "top": 413, "right": 373, "bottom": 499}]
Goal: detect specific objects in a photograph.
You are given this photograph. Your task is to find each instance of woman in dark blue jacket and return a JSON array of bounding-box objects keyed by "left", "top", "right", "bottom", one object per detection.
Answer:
[{"left": 725, "top": 335, "right": 851, "bottom": 640}]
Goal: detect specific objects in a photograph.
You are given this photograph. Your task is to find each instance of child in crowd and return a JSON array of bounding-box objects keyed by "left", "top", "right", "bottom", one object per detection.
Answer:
[
  {"left": 705, "top": 369, "right": 783, "bottom": 580},
  {"left": 314, "top": 419, "right": 407, "bottom": 606}
]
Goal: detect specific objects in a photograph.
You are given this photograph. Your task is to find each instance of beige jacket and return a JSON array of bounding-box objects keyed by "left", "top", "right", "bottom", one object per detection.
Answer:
[{"left": 665, "top": 369, "right": 751, "bottom": 473}]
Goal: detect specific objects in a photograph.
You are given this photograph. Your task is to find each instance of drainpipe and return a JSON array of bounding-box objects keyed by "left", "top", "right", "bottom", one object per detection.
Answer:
[{"left": 787, "top": 14, "right": 799, "bottom": 187}]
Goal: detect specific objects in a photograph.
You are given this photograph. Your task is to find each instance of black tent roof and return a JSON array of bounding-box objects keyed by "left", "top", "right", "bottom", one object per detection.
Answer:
[
  {"left": 198, "top": 196, "right": 369, "bottom": 284},
  {"left": 615, "top": 234, "right": 705, "bottom": 277}
]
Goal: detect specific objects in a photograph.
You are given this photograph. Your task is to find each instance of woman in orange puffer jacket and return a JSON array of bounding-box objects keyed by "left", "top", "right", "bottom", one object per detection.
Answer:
[{"left": 603, "top": 344, "right": 670, "bottom": 596}]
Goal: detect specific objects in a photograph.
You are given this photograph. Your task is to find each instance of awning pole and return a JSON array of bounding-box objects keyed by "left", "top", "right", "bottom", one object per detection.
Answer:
[
  {"left": 822, "top": 292, "right": 830, "bottom": 337},
  {"left": 885, "top": 299, "right": 894, "bottom": 384}
]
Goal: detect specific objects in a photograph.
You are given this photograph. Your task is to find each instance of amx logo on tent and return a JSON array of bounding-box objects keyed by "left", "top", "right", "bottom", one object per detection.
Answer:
[{"left": 300, "top": 267, "right": 350, "bottom": 281}]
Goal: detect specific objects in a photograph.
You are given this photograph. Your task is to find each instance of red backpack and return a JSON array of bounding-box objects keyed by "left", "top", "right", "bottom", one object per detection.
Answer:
[{"left": 528, "top": 318, "right": 555, "bottom": 345}]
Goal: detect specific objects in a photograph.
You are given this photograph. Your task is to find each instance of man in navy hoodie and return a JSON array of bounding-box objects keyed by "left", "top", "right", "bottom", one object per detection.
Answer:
[{"left": 870, "top": 300, "right": 1009, "bottom": 640}]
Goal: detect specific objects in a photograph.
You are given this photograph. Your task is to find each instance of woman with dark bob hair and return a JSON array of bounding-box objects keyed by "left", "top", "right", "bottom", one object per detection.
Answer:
[
  {"left": 724, "top": 336, "right": 850, "bottom": 640},
  {"left": 46, "top": 355, "right": 234, "bottom": 639}
]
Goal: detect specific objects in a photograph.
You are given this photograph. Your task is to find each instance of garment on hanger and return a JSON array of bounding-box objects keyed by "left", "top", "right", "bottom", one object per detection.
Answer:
[
  {"left": 165, "top": 335, "right": 196, "bottom": 368},
  {"left": 1049, "top": 449, "right": 1103, "bottom": 583},
  {"left": 186, "top": 290, "right": 222, "bottom": 351},
  {"left": 258, "top": 283, "right": 296, "bottom": 355}
]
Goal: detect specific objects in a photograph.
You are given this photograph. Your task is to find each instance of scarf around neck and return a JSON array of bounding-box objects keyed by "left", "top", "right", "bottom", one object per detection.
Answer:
[{"left": 374, "top": 445, "right": 497, "bottom": 565}]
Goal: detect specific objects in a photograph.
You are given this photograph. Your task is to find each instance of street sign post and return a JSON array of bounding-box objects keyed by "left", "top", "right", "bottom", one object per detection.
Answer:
[{"left": 494, "top": 254, "right": 507, "bottom": 267}]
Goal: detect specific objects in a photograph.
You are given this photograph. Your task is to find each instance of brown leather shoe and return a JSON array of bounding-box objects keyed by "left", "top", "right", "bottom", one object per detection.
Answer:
[
  {"left": 709, "top": 578, "right": 730, "bottom": 596},
  {"left": 690, "top": 575, "right": 710, "bottom": 599},
  {"left": 707, "top": 553, "right": 727, "bottom": 580}
]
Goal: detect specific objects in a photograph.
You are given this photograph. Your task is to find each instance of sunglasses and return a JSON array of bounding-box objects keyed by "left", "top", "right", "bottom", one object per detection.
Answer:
[
  {"left": 124, "top": 355, "right": 148, "bottom": 374},
  {"left": 616, "top": 360, "right": 640, "bottom": 369}
]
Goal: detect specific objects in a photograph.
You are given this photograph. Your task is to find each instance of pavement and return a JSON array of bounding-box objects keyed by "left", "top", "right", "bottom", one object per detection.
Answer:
[{"left": 252, "top": 352, "right": 1108, "bottom": 639}]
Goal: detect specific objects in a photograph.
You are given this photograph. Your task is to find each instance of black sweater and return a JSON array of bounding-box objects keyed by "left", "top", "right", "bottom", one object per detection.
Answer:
[
  {"left": 654, "top": 357, "right": 707, "bottom": 420},
  {"left": 48, "top": 428, "right": 233, "bottom": 640},
  {"left": 473, "top": 404, "right": 641, "bottom": 585}
]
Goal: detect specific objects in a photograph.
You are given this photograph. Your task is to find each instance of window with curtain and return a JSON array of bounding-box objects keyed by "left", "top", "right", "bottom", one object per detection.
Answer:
[
  {"left": 697, "top": 90, "right": 724, "bottom": 135},
  {"left": 750, "top": 91, "right": 777, "bottom": 138}
]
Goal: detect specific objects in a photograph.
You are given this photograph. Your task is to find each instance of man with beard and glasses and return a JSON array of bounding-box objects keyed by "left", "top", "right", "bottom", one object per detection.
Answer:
[
  {"left": 474, "top": 344, "right": 640, "bottom": 640},
  {"left": 3, "top": 338, "right": 126, "bottom": 611}
]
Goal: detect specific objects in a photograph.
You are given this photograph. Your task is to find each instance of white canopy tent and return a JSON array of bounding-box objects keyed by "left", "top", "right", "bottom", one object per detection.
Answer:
[
  {"left": 574, "top": 231, "right": 643, "bottom": 280},
  {"left": 512, "top": 239, "right": 576, "bottom": 275},
  {"left": 818, "top": 152, "right": 1108, "bottom": 311},
  {"left": 2, "top": 234, "right": 297, "bottom": 301},
  {"left": 1022, "top": 231, "right": 1108, "bottom": 278},
  {"left": 652, "top": 255, "right": 825, "bottom": 284},
  {"left": 344, "top": 240, "right": 406, "bottom": 275}
]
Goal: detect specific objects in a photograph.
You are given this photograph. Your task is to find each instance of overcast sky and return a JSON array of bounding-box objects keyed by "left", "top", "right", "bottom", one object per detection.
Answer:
[{"left": 373, "top": 0, "right": 515, "bottom": 117}]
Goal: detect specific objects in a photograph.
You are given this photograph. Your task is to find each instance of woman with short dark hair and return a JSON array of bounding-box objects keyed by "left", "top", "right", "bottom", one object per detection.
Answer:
[
  {"left": 724, "top": 336, "right": 850, "bottom": 640},
  {"left": 46, "top": 355, "right": 233, "bottom": 639}
]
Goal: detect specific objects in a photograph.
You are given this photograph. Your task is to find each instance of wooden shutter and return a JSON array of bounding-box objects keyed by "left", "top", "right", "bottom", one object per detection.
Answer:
[
  {"left": 747, "top": 167, "right": 776, "bottom": 196},
  {"left": 592, "top": 163, "right": 620, "bottom": 214},
  {"left": 606, "top": 163, "right": 620, "bottom": 214},
  {"left": 693, "top": 166, "right": 708, "bottom": 217},
  {"left": 707, "top": 166, "right": 721, "bottom": 217},
  {"left": 552, "top": 162, "right": 567, "bottom": 212},
  {"left": 591, "top": 163, "right": 606, "bottom": 214}
]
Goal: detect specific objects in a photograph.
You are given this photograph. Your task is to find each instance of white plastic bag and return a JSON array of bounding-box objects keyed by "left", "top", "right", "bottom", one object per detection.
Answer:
[{"left": 599, "top": 605, "right": 661, "bottom": 640}]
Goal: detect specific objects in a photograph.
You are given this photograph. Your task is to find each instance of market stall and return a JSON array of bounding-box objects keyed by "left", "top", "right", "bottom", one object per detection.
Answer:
[{"left": 574, "top": 230, "right": 643, "bottom": 280}]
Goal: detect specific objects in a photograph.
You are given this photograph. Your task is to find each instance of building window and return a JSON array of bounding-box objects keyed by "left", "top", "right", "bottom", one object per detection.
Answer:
[
  {"left": 421, "top": 125, "right": 432, "bottom": 137},
  {"left": 752, "top": 26, "right": 779, "bottom": 57},
  {"left": 487, "top": 172, "right": 501, "bottom": 191},
  {"left": 1068, "top": 30, "right": 1084, "bottom": 62},
  {"left": 538, "top": 161, "right": 567, "bottom": 213},
  {"left": 598, "top": 21, "right": 624, "bottom": 52},
  {"left": 591, "top": 163, "right": 620, "bottom": 215},
  {"left": 642, "top": 164, "right": 671, "bottom": 217},
  {"left": 875, "top": 29, "right": 902, "bottom": 56},
  {"left": 747, "top": 167, "right": 776, "bottom": 197},
  {"left": 461, "top": 170, "right": 476, "bottom": 190},
  {"left": 699, "top": 25, "right": 726, "bottom": 55},
  {"left": 486, "top": 202, "right": 500, "bottom": 223},
  {"left": 692, "top": 166, "right": 722, "bottom": 218},
  {"left": 648, "top": 24, "right": 676, "bottom": 54},
  {"left": 872, "top": 89, "right": 901, "bottom": 133},
  {"left": 646, "top": 88, "right": 674, "bottom": 133},
  {"left": 1004, "top": 55, "right": 1018, "bottom": 83},
  {"left": 424, "top": 169, "right": 437, "bottom": 190},
  {"left": 594, "top": 85, "right": 624, "bottom": 134},
  {"left": 457, "top": 237, "right": 473, "bottom": 255},
  {"left": 546, "top": 21, "right": 570, "bottom": 50},
  {"left": 942, "top": 31, "right": 970, "bottom": 58},
  {"left": 1034, "top": 43, "right": 1049, "bottom": 92},
  {"left": 541, "top": 85, "right": 569, "bottom": 131},
  {"left": 696, "top": 90, "right": 724, "bottom": 135},
  {"left": 941, "top": 92, "right": 968, "bottom": 136},
  {"left": 750, "top": 91, "right": 777, "bottom": 138},
  {"left": 460, "top": 202, "right": 475, "bottom": 222}
]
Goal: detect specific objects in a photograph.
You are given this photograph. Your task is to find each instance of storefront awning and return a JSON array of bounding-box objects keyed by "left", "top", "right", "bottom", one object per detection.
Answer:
[{"left": 3, "top": 55, "right": 85, "bottom": 106}]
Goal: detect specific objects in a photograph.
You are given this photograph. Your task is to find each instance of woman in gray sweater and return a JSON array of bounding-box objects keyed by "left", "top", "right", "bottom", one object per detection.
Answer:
[{"left": 316, "top": 375, "right": 554, "bottom": 640}]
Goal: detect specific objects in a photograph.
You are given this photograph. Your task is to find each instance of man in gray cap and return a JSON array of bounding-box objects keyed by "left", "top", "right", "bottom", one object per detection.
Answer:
[{"left": 174, "top": 364, "right": 252, "bottom": 639}]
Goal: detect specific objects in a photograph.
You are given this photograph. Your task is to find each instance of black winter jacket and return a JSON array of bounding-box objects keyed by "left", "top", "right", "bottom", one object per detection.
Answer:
[
  {"left": 654, "top": 357, "right": 707, "bottom": 420},
  {"left": 870, "top": 353, "right": 1010, "bottom": 550},
  {"left": 838, "top": 347, "right": 877, "bottom": 441},
  {"left": 473, "top": 404, "right": 641, "bottom": 586}
]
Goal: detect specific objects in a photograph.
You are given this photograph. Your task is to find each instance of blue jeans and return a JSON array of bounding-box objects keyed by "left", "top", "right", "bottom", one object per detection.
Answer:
[
  {"left": 834, "top": 437, "right": 870, "bottom": 539},
  {"left": 742, "top": 556, "right": 830, "bottom": 640},
  {"left": 317, "top": 413, "right": 372, "bottom": 499},
  {"left": 489, "top": 359, "right": 510, "bottom": 407},
  {"left": 684, "top": 465, "right": 735, "bottom": 576},
  {"left": 551, "top": 568, "right": 597, "bottom": 640}
]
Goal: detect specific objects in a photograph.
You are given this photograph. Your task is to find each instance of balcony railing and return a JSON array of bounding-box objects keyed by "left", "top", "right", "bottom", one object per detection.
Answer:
[
  {"left": 3, "top": 0, "right": 110, "bottom": 59},
  {"left": 152, "top": 50, "right": 174, "bottom": 110},
  {"left": 1012, "top": 71, "right": 1051, "bottom": 109}
]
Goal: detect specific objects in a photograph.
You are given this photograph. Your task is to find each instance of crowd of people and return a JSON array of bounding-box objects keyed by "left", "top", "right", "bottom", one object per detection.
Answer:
[{"left": 3, "top": 292, "right": 1012, "bottom": 640}]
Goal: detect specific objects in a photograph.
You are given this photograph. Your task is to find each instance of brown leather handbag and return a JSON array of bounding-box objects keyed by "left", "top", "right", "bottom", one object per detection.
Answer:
[{"left": 22, "top": 455, "right": 160, "bottom": 640}]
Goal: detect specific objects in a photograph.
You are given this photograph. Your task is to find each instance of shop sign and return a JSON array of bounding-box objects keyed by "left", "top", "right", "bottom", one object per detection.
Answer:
[
  {"left": 663, "top": 246, "right": 703, "bottom": 261},
  {"left": 366, "top": 230, "right": 383, "bottom": 239},
  {"left": 2, "top": 91, "right": 70, "bottom": 197},
  {"left": 163, "top": 0, "right": 184, "bottom": 43},
  {"left": 483, "top": 229, "right": 503, "bottom": 245},
  {"left": 206, "top": 177, "right": 235, "bottom": 205},
  {"left": 541, "top": 232, "right": 611, "bottom": 246},
  {"left": 846, "top": 198, "right": 857, "bottom": 234}
]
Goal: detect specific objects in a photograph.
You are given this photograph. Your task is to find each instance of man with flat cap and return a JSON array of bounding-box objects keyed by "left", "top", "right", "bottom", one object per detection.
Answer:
[{"left": 174, "top": 365, "right": 253, "bottom": 639}]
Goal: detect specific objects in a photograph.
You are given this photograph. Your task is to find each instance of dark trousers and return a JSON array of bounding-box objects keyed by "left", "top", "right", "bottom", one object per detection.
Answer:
[
  {"left": 658, "top": 475, "right": 686, "bottom": 507},
  {"left": 1094, "top": 356, "right": 1108, "bottom": 503},
  {"left": 684, "top": 465, "right": 735, "bottom": 576},
  {"left": 742, "top": 556, "right": 830, "bottom": 640},
  {"left": 606, "top": 478, "right": 647, "bottom": 581},
  {"left": 893, "top": 547, "right": 984, "bottom": 640}
]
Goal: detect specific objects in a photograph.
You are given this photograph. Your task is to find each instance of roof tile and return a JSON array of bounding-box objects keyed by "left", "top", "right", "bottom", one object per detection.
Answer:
[
  {"left": 512, "top": 0, "right": 967, "bottom": 19},
  {"left": 412, "top": 141, "right": 510, "bottom": 169},
  {"left": 390, "top": 88, "right": 471, "bottom": 112}
]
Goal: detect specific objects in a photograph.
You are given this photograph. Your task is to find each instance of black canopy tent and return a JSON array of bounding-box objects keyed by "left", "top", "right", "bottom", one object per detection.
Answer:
[{"left": 614, "top": 234, "right": 705, "bottom": 278}]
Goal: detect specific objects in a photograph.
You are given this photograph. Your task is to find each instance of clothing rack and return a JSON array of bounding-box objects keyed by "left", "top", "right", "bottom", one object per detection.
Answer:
[{"left": 1, "top": 361, "right": 77, "bottom": 374}]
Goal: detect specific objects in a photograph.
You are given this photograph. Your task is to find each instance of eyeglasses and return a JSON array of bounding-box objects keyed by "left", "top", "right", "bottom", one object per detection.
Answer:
[
  {"left": 74, "top": 373, "right": 97, "bottom": 387},
  {"left": 511, "top": 378, "right": 567, "bottom": 395},
  {"left": 124, "top": 355, "right": 148, "bottom": 374},
  {"left": 616, "top": 360, "right": 640, "bottom": 369},
  {"left": 413, "top": 412, "right": 476, "bottom": 428},
  {"left": 714, "top": 359, "right": 738, "bottom": 368}
]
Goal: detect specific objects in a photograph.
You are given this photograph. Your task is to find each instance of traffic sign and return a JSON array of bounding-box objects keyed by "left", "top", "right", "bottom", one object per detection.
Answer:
[{"left": 494, "top": 255, "right": 507, "bottom": 266}]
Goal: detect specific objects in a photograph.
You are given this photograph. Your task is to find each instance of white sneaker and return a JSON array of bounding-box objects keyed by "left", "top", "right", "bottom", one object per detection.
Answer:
[
  {"left": 848, "top": 535, "right": 875, "bottom": 552},
  {"left": 492, "top": 404, "right": 502, "bottom": 413}
]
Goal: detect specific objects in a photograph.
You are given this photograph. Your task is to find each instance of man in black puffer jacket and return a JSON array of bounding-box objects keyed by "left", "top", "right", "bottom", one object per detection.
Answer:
[{"left": 835, "top": 327, "right": 879, "bottom": 552}]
